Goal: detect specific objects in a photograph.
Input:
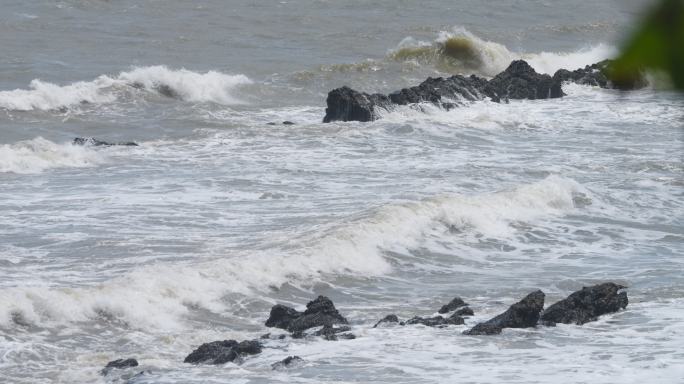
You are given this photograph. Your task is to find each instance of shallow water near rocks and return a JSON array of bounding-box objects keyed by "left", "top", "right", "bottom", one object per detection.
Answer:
[{"left": 1, "top": 1, "right": 683, "bottom": 383}]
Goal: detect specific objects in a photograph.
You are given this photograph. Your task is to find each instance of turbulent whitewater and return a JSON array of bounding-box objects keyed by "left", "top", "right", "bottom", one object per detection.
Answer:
[{"left": 1, "top": 1, "right": 682, "bottom": 384}]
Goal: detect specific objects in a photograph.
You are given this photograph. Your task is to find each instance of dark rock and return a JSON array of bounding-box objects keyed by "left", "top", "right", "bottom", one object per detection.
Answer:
[
  {"left": 272, "top": 355, "right": 303, "bottom": 370},
  {"left": 488, "top": 60, "right": 564, "bottom": 100},
  {"left": 265, "top": 304, "right": 302, "bottom": 330},
  {"left": 314, "top": 325, "right": 352, "bottom": 341},
  {"left": 73, "top": 137, "right": 138, "bottom": 147},
  {"left": 552, "top": 60, "right": 647, "bottom": 90},
  {"left": 183, "top": 340, "right": 262, "bottom": 365},
  {"left": 373, "top": 314, "right": 399, "bottom": 328},
  {"left": 100, "top": 358, "right": 138, "bottom": 375},
  {"left": 323, "top": 59, "right": 645, "bottom": 123},
  {"left": 438, "top": 297, "right": 468, "bottom": 314},
  {"left": 464, "top": 290, "right": 545, "bottom": 335},
  {"left": 454, "top": 307, "right": 474, "bottom": 317},
  {"left": 323, "top": 86, "right": 391, "bottom": 123},
  {"left": 541, "top": 283, "right": 628, "bottom": 325},
  {"left": 285, "top": 296, "right": 348, "bottom": 333},
  {"left": 403, "top": 315, "right": 464, "bottom": 327}
]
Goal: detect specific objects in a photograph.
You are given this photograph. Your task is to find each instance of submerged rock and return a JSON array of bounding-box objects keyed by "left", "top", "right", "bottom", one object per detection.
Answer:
[
  {"left": 464, "top": 290, "right": 545, "bottom": 335},
  {"left": 403, "top": 314, "right": 465, "bottom": 327},
  {"left": 265, "top": 296, "right": 348, "bottom": 334},
  {"left": 183, "top": 340, "right": 262, "bottom": 365},
  {"left": 438, "top": 297, "right": 468, "bottom": 314},
  {"left": 272, "top": 355, "right": 304, "bottom": 370},
  {"left": 100, "top": 358, "right": 138, "bottom": 375},
  {"left": 454, "top": 307, "right": 474, "bottom": 317},
  {"left": 313, "top": 325, "right": 354, "bottom": 341},
  {"left": 373, "top": 314, "right": 399, "bottom": 328},
  {"left": 73, "top": 137, "right": 138, "bottom": 147},
  {"left": 541, "top": 283, "right": 628, "bottom": 325}
]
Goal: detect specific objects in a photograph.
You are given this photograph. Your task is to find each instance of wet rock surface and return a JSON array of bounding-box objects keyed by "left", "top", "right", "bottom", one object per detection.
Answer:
[
  {"left": 266, "top": 296, "right": 348, "bottom": 334},
  {"left": 438, "top": 297, "right": 468, "bottom": 314},
  {"left": 184, "top": 340, "right": 262, "bottom": 365},
  {"left": 322, "top": 59, "right": 648, "bottom": 123},
  {"left": 373, "top": 314, "right": 399, "bottom": 328},
  {"left": 101, "top": 358, "right": 138, "bottom": 375},
  {"left": 464, "top": 290, "right": 545, "bottom": 335},
  {"left": 541, "top": 283, "right": 628, "bottom": 325}
]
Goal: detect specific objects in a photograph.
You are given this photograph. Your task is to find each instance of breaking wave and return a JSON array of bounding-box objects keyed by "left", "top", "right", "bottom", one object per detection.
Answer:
[
  {"left": 0, "top": 137, "right": 104, "bottom": 174},
  {"left": 0, "top": 66, "right": 252, "bottom": 111},
  {"left": 387, "top": 27, "right": 616, "bottom": 76},
  {"left": 0, "top": 175, "right": 589, "bottom": 330}
]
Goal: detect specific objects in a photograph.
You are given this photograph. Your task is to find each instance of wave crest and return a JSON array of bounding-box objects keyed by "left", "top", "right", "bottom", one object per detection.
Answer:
[
  {"left": 388, "top": 27, "right": 615, "bottom": 77},
  {"left": 0, "top": 137, "right": 104, "bottom": 174},
  {"left": 0, "top": 66, "right": 252, "bottom": 111},
  {"left": 0, "top": 176, "right": 588, "bottom": 330}
]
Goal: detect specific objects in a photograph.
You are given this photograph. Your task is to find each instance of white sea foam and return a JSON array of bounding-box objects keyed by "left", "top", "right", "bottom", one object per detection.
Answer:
[
  {"left": 0, "top": 137, "right": 104, "bottom": 174},
  {"left": 0, "top": 176, "right": 586, "bottom": 330},
  {"left": 0, "top": 66, "right": 252, "bottom": 111}
]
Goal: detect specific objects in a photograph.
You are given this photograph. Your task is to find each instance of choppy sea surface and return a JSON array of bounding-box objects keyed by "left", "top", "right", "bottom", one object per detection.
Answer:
[{"left": 1, "top": 1, "right": 683, "bottom": 383}]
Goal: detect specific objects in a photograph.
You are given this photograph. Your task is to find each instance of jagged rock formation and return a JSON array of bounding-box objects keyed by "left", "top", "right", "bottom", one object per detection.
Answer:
[
  {"left": 541, "top": 283, "right": 628, "bottom": 325},
  {"left": 323, "top": 59, "right": 646, "bottom": 123},
  {"left": 464, "top": 290, "right": 545, "bottom": 335},
  {"left": 265, "top": 296, "right": 348, "bottom": 333}
]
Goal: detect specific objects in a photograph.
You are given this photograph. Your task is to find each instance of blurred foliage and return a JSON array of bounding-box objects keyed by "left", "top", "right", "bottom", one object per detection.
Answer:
[{"left": 610, "top": 0, "right": 684, "bottom": 89}]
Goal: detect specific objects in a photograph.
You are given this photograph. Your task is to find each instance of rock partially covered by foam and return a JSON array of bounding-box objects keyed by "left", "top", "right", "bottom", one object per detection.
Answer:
[
  {"left": 402, "top": 314, "right": 465, "bottom": 327},
  {"left": 464, "top": 290, "right": 545, "bottom": 335},
  {"left": 100, "top": 358, "right": 138, "bottom": 375},
  {"left": 438, "top": 297, "right": 468, "bottom": 314},
  {"left": 488, "top": 60, "right": 564, "bottom": 100},
  {"left": 183, "top": 340, "right": 262, "bottom": 365},
  {"left": 73, "top": 137, "right": 138, "bottom": 147},
  {"left": 541, "top": 283, "right": 628, "bottom": 325},
  {"left": 265, "top": 296, "right": 348, "bottom": 333},
  {"left": 322, "top": 59, "right": 648, "bottom": 123},
  {"left": 373, "top": 314, "right": 399, "bottom": 328},
  {"left": 271, "top": 355, "right": 304, "bottom": 370},
  {"left": 552, "top": 60, "right": 647, "bottom": 90}
]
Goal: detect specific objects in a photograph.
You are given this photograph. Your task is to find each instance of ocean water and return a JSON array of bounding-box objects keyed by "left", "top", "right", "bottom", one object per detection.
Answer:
[{"left": 1, "top": 1, "right": 683, "bottom": 383}]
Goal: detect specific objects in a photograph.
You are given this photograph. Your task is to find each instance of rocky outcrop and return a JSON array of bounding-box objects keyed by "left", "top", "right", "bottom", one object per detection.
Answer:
[
  {"left": 488, "top": 60, "right": 563, "bottom": 100},
  {"left": 183, "top": 340, "right": 262, "bottom": 365},
  {"left": 464, "top": 290, "right": 545, "bottom": 335},
  {"left": 73, "top": 137, "right": 138, "bottom": 146},
  {"left": 438, "top": 297, "right": 468, "bottom": 314},
  {"left": 322, "top": 59, "right": 648, "bottom": 123},
  {"left": 265, "top": 304, "right": 302, "bottom": 330},
  {"left": 100, "top": 358, "right": 138, "bottom": 375},
  {"left": 541, "top": 283, "right": 628, "bottom": 325},
  {"left": 265, "top": 296, "right": 348, "bottom": 333},
  {"left": 272, "top": 355, "right": 304, "bottom": 370}
]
